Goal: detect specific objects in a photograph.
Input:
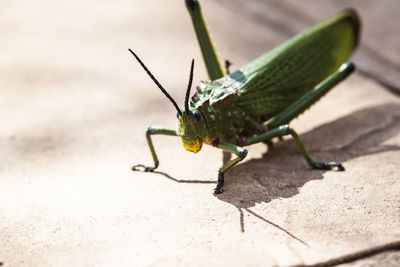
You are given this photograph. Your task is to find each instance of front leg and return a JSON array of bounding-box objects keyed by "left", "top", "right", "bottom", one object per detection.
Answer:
[
  {"left": 214, "top": 142, "right": 248, "bottom": 194},
  {"left": 132, "top": 126, "right": 178, "bottom": 172}
]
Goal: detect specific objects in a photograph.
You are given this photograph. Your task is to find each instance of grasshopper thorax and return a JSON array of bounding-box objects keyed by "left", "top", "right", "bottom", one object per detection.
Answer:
[{"left": 177, "top": 109, "right": 207, "bottom": 153}]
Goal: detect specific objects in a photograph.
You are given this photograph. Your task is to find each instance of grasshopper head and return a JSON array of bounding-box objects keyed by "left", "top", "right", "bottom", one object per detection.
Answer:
[
  {"left": 176, "top": 57, "right": 206, "bottom": 153},
  {"left": 128, "top": 49, "right": 204, "bottom": 152},
  {"left": 177, "top": 109, "right": 206, "bottom": 153}
]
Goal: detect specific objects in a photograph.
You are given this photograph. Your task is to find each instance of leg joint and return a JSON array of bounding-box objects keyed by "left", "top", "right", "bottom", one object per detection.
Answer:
[
  {"left": 341, "top": 61, "right": 355, "bottom": 73},
  {"left": 146, "top": 126, "right": 152, "bottom": 135},
  {"left": 238, "top": 148, "right": 248, "bottom": 159},
  {"left": 280, "top": 124, "right": 292, "bottom": 134}
]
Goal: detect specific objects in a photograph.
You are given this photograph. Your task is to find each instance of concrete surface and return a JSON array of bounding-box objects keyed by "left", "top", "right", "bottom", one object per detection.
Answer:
[{"left": 0, "top": 0, "right": 399, "bottom": 266}]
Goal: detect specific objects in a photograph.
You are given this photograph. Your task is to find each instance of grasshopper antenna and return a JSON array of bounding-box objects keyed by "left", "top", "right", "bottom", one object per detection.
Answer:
[
  {"left": 128, "top": 49, "right": 182, "bottom": 115},
  {"left": 184, "top": 59, "right": 195, "bottom": 114}
]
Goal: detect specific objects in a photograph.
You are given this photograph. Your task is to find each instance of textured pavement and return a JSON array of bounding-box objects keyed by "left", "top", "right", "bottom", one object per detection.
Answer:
[{"left": 0, "top": 0, "right": 399, "bottom": 266}]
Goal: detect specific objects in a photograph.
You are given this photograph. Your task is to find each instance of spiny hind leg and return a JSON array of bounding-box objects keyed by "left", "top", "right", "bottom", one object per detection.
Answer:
[
  {"left": 267, "top": 61, "right": 355, "bottom": 129},
  {"left": 257, "top": 62, "right": 355, "bottom": 163},
  {"left": 247, "top": 125, "right": 345, "bottom": 171}
]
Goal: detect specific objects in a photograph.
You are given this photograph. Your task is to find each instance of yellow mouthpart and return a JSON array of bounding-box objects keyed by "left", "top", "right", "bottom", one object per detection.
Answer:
[{"left": 181, "top": 136, "right": 203, "bottom": 153}]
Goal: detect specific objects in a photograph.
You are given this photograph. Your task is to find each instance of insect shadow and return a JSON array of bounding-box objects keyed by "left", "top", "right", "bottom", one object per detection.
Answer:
[
  {"left": 153, "top": 171, "right": 215, "bottom": 185},
  {"left": 154, "top": 103, "right": 400, "bottom": 235},
  {"left": 214, "top": 103, "right": 400, "bottom": 233}
]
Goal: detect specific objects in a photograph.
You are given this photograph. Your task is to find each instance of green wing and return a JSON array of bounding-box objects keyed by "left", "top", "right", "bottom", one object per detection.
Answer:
[{"left": 214, "top": 9, "right": 360, "bottom": 120}]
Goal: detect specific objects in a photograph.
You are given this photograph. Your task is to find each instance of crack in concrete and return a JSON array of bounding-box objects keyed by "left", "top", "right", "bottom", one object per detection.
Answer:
[
  {"left": 357, "top": 68, "right": 400, "bottom": 97},
  {"left": 306, "top": 109, "right": 400, "bottom": 157},
  {"left": 292, "top": 240, "right": 400, "bottom": 267}
]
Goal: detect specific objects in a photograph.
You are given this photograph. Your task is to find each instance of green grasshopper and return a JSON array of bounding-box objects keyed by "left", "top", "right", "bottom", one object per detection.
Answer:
[{"left": 130, "top": 0, "right": 360, "bottom": 194}]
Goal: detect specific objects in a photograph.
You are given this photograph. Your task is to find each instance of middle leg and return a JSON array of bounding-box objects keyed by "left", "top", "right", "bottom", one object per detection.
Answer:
[
  {"left": 214, "top": 142, "right": 248, "bottom": 194},
  {"left": 247, "top": 125, "right": 345, "bottom": 171}
]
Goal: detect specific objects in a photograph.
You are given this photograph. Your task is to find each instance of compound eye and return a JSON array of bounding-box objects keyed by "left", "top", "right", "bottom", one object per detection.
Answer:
[
  {"left": 176, "top": 112, "right": 180, "bottom": 119},
  {"left": 193, "top": 110, "right": 201, "bottom": 121}
]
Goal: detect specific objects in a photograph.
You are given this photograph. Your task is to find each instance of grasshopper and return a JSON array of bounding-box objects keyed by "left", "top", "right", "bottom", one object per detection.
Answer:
[{"left": 130, "top": 0, "right": 360, "bottom": 194}]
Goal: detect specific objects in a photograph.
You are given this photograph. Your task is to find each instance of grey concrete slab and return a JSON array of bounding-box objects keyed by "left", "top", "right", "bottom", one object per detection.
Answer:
[{"left": 0, "top": 0, "right": 399, "bottom": 266}]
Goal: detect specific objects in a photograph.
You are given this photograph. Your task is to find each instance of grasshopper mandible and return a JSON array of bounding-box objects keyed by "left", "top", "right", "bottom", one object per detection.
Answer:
[{"left": 130, "top": 0, "right": 360, "bottom": 194}]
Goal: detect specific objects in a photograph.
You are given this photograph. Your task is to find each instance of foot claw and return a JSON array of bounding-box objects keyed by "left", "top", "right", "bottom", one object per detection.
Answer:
[
  {"left": 213, "top": 173, "right": 225, "bottom": 194},
  {"left": 312, "top": 162, "right": 345, "bottom": 171},
  {"left": 132, "top": 164, "right": 156, "bottom": 172},
  {"left": 214, "top": 187, "right": 224, "bottom": 194},
  {"left": 336, "top": 163, "right": 345, "bottom": 171}
]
